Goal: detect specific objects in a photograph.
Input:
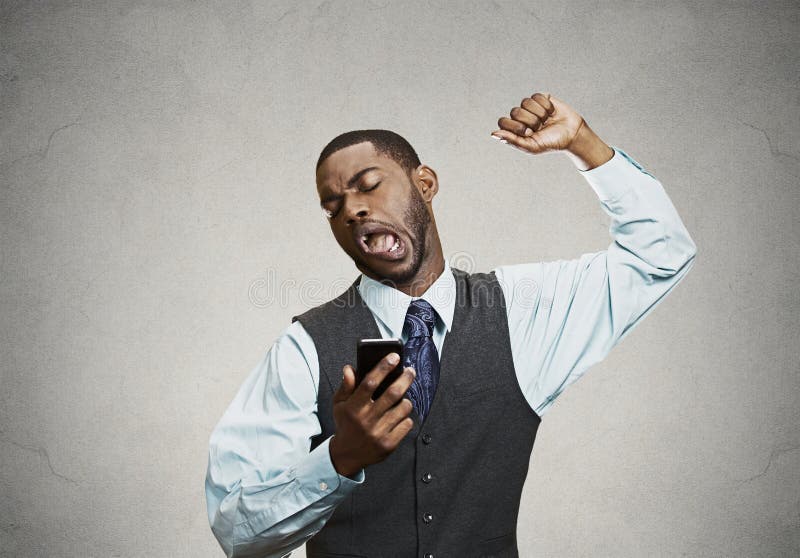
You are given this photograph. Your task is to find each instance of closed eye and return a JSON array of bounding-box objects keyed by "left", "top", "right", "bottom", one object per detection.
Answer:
[
  {"left": 360, "top": 181, "right": 381, "bottom": 192},
  {"left": 321, "top": 181, "right": 382, "bottom": 219}
]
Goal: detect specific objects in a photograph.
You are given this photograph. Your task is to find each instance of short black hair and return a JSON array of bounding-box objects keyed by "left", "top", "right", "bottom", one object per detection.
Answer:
[{"left": 316, "top": 129, "right": 421, "bottom": 177}]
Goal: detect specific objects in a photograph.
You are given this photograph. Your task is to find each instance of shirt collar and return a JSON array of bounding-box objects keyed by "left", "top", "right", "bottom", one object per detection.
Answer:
[{"left": 357, "top": 259, "right": 456, "bottom": 338}]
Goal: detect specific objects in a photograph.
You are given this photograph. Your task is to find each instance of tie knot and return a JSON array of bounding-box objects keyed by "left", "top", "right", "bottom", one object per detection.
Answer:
[{"left": 404, "top": 299, "right": 436, "bottom": 338}]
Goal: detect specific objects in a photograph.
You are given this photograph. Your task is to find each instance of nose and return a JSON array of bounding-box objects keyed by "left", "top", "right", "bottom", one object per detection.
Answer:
[{"left": 343, "top": 195, "right": 369, "bottom": 225}]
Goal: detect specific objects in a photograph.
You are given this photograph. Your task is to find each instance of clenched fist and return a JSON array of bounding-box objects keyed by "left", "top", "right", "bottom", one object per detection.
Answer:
[{"left": 491, "top": 91, "right": 614, "bottom": 170}]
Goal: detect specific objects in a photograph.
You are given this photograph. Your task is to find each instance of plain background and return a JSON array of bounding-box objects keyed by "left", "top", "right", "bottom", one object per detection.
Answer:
[{"left": 1, "top": 1, "right": 798, "bottom": 556}]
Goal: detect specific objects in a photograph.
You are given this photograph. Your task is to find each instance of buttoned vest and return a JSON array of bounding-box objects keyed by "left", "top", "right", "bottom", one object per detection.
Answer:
[{"left": 291, "top": 267, "right": 541, "bottom": 558}]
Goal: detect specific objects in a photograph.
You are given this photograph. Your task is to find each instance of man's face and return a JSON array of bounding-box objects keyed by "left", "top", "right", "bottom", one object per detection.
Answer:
[{"left": 316, "top": 141, "right": 431, "bottom": 285}]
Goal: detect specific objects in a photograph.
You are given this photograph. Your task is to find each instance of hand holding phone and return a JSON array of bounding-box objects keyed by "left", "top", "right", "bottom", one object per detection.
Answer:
[{"left": 328, "top": 342, "right": 417, "bottom": 478}]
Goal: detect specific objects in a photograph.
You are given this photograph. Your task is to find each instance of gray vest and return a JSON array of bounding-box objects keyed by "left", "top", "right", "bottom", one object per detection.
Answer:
[{"left": 292, "top": 267, "right": 541, "bottom": 558}]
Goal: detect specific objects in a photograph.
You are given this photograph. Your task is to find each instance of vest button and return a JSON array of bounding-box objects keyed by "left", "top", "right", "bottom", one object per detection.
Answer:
[
  {"left": 421, "top": 472, "right": 433, "bottom": 483},
  {"left": 422, "top": 433, "right": 432, "bottom": 444},
  {"left": 425, "top": 554, "right": 434, "bottom": 558},
  {"left": 423, "top": 512, "right": 433, "bottom": 523}
]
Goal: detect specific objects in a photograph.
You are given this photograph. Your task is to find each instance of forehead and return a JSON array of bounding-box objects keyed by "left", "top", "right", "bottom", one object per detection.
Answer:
[{"left": 316, "top": 141, "right": 400, "bottom": 193}]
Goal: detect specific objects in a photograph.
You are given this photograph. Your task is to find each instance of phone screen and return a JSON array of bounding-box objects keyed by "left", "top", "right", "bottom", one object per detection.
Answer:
[{"left": 356, "top": 338, "right": 404, "bottom": 400}]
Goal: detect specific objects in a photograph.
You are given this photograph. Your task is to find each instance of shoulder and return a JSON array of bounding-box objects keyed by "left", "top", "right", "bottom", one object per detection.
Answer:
[{"left": 262, "top": 319, "right": 316, "bottom": 372}]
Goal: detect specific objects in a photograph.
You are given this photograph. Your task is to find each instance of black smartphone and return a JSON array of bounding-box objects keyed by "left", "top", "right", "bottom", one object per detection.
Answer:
[{"left": 356, "top": 338, "right": 404, "bottom": 400}]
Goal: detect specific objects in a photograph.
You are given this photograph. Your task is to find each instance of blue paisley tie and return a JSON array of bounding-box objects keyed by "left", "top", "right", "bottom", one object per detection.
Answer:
[{"left": 402, "top": 299, "right": 440, "bottom": 422}]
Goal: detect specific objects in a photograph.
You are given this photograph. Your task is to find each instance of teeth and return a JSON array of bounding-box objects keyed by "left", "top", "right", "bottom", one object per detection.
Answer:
[{"left": 360, "top": 232, "right": 400, "bottom": 254}]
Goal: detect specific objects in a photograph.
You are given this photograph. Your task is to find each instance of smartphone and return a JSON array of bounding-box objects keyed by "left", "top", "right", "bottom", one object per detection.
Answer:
[{"left": 356, "top": 338, "right": 404, "bottom": 400}]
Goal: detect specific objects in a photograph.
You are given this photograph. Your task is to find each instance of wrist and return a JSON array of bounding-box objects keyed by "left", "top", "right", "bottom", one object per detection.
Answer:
[
  {"left": 564, "top": 120, "right": 614, "bottom": 171},
  {"left": 329, "top": 435, "right": 361, "bottom": 479}
]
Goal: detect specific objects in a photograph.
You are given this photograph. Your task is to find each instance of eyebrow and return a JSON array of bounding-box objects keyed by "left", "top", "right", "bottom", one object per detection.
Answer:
[{"left": 319, "top": 166, "right": 380, "bottom": 205}]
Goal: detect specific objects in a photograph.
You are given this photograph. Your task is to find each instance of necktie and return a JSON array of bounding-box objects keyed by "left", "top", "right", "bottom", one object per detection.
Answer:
[{"left": 402, "top": 299, "right": 440, "bottom": 422}]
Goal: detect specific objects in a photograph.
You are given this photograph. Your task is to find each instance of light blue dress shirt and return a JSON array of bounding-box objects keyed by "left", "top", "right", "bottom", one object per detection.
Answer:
[{"left": 205, "top": 147, "right": 697, "bottom": 558}]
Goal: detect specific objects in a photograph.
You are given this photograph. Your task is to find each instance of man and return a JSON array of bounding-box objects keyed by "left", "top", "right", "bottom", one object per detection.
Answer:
[{"left": 205, "top": 92, "right": 697, "bottom": 557}]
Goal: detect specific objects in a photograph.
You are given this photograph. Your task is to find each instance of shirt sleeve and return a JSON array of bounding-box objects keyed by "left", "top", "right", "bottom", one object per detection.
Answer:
[
  {"left": 205, "top": 320, "right": 365, "bottom": 558},
  {"left": 494, "top": 147, "right": 697, "bottom": 416}
]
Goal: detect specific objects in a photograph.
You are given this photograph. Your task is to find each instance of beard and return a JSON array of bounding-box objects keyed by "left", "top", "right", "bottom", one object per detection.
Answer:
[{"left": 354, "top": 182, "right": 431, "bottom": 287}]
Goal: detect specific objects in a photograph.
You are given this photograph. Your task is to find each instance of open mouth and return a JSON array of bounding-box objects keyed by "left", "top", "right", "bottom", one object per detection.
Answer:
[{"left": 355, "top": 227, "right": 407, "bottom": 261}]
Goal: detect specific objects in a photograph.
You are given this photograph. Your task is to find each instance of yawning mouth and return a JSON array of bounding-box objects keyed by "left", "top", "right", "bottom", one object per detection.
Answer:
[{"left": 354, "top": 223, "right": 407, "bottom": 261}]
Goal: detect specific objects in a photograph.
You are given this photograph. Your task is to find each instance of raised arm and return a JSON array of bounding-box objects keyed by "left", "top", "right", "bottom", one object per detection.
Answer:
[{"left": 491, "top": 92, "right": 697, "bottom": 416}]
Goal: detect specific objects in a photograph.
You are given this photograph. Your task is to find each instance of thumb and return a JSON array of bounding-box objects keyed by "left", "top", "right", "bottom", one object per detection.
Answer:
[
  {"left": 490, "top": 130, "right": 534, "bottom": 154},
  {"left": 334, "top": 364, "right": 356, "bottom": 402}
]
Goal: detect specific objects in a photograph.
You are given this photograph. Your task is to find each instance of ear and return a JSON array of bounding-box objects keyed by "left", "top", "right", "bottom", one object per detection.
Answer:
[{"left": 414, "top": 164, "right": 439, "bottom": 202}]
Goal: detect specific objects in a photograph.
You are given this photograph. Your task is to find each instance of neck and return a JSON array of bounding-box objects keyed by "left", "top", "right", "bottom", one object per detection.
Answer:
[
  {"left": 397, "top": 251, "right": 445, "bottom": 297},
  {"left": 394, "top": 224, "right": 445, "bottom": 296}
]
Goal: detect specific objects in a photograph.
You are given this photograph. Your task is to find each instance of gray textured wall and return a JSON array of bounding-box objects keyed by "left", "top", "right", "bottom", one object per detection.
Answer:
[{"left": 1, "top": 1, "right": 798, "bottom": 557}]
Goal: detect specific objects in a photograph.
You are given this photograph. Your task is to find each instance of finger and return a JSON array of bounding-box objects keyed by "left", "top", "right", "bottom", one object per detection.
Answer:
[
  {"left": 530, "top": 92, "right": 554, "bottom": 115},
  {"left": 333, "top": 364, "right": 356, "bottom": 403},
  {"left": 382, "top": 415, "right": 415, "bottom": 449},
  {"left": 371, "top": 366, "right": 416, "bottom": 416},
  {"left": 496, "top": 116, "right": 528, "bottom": 138},
  {"left": 509, "top": 106, "right": 542, "bottom": 135},
  {"left": 520, "top": 98, "right": 549, "bottom": 123},
  {"left": 376, "top": 397, "right": 414, "bottom": 434},
  {"left": 353, "top": 352, "right": 401, "bottom": 405},
  {"left": 489, "top": 128, "right": 537, "bottom": 154}
]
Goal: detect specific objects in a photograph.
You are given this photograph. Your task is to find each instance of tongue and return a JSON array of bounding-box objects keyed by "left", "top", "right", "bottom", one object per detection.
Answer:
[{"left": 367, "top": 232, "right": 396, "bottom": 253}]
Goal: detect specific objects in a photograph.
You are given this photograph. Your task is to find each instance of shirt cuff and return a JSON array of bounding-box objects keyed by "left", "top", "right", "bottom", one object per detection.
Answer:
[
  {"left": 577, "top": 146, "right": 656, "bottom": 203},
  {"left": 292, "top": 436, "right": 365, "bottom": 498}
]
